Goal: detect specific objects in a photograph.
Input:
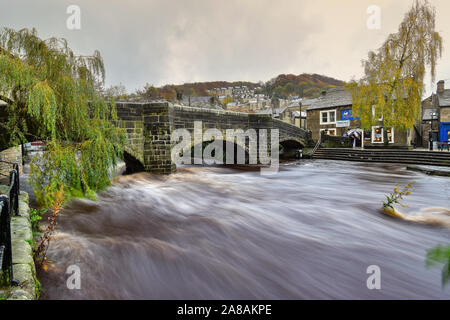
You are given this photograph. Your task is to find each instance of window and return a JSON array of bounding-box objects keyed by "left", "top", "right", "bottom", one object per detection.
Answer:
[
  {"left": 372, "top": 126, "right": 383, "bottom": 143},
  {"left": 371, "top": 126, "right": 394, "bottom": 143},
  {"left": 320, "top": 128, "right": 337, "bottom": 136},
  {"left": 386, "top": 127, "right": 394, "bottom": 143},
  {"left": 330, "top": 111, "right": 335, "bottom": 123},
  {"left": 320, "top": 110, "right": 336, "bottom": 124}
]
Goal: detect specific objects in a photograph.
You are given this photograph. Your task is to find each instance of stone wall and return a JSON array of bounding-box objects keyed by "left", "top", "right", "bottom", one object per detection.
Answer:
[
  {"left": 0, "top": 146, "right": 22, "bottom": 176},
  {"left": 0, "top": 187, "right": 38, "bottom": 300},
  {"left": 115, "top": 103, "right": 145, "bottom": 165},
  {"left": 441, "top": 106, "right": 450, "bottom": 123},
  {"left": 321, "top": 134, "right": 352, "bottom": 148}
]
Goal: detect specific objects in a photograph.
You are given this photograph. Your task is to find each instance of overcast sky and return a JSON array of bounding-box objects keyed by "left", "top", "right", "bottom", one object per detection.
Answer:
[{"left": 0, "top": 0, "right": 449, "bottom": 96}]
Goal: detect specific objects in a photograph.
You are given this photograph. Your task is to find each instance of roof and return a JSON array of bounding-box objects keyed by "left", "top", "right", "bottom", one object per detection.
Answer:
[
  {"left": 307, "top": 88, "right": 352, "bottom": 111},
  {"left": 422, "top": 108, "right": 439, "bottom": 121},
  {"left": 437, "top": 89, "right": 450, "bottom": 107},
  {"left": 256, "top": 106, "right": 287, "bottom": 115},
  {"left": 182, "top": 96, "right": 210, "bottom": 104},
  {"left": 287, "top": 98, "right": 318, "bottom": 108}
]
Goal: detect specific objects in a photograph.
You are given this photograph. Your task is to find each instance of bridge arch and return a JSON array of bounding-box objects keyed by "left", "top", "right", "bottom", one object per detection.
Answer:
[
  {"left": 278, "top": 137, "right": 307, "bottom": 159},
  {"left": 123, "top": 150, "right": 145, "bottom": 174},
  {"left": 182, "top": 139, "right": 251, "bottom": 165}
]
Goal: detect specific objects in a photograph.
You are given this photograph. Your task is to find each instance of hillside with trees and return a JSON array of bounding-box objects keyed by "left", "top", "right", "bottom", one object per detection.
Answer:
[
  {"left": 132, "top": 73, "right": 345, "bottom": 101},
  {"left": 265, "top": 73, "right": 345, "bottom": 98}
]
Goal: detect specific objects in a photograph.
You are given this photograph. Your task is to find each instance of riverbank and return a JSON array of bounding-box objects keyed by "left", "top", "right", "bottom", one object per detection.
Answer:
[{"left": 0, "top": 186, "right": 39, "bottom": 300}]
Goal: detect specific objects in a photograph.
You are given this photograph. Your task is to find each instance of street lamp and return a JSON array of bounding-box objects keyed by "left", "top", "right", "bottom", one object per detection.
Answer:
[
  {"left": 298, "top": 101, "right": 303, "bottom": 129},
  {"left": 429, "top": 112, "right": 438, "bottom": 150}
]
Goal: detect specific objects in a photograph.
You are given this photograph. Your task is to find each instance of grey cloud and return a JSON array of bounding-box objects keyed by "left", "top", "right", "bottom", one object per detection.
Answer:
[{"left": 0, "top": 0, "right": 449, "bottom": 96}]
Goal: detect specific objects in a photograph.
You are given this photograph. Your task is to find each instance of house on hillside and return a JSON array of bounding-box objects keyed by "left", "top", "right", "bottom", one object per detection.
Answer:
[
  {"left": 256, "top": 106, "right": 288, "bottom": 120},
  {"left": 285, "top": 98, "right": 317, "bottom": 128},
  {"left": 306, "top": 87, "right": 418, "bottom": 148}
]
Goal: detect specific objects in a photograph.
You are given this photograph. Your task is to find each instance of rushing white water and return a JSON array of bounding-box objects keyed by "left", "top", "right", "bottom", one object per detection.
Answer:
[{"left": 39, "top": 160, "right": 450, "bottom": 299}]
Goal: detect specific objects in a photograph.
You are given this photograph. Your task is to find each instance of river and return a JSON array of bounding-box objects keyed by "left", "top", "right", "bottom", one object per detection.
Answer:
[{"left": 37, "top": 160, "right": 450, "bottom": 299}]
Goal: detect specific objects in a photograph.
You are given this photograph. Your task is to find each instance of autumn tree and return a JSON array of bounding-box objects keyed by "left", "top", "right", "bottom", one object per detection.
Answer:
[
  {"left": 0, "top": 28, "right": 126, "bottom": 207},
  {"left": 137, "top": 83, "right": 160, "bottom": 100},
  {"left": 221, "top": 95, "right": 233, "bottom": 107},
  {"left": 103, "top": 83, "right": 127, "bottom": 99},
  {"left": 347, "top": 0, "right": 443, "bottom": 140},
  {"left": 160, "top": 87, "right": 176, "bottom": 101},
  {"left": 183, "top": 87, "right": 196, "bottom": 106}
]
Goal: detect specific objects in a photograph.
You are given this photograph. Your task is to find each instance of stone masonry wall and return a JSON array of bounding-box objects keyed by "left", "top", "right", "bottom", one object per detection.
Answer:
[
  {"left": 321, "top": 134, "right": 352, "bottom": 148},
  {"left": 0, "top": 146, "right": 22, "bottom": 176},
  {"left": 441, "top": 107, "right": 450, "bottom": 123},
  {"left": 115, "top": 103, "right": 145, "bottom": 164},
  {"left": 0, "top": 187, "right": 38, "bottom": 300},
  {"left": 143, "top": 102, "right": 176, "bottom": 174}
]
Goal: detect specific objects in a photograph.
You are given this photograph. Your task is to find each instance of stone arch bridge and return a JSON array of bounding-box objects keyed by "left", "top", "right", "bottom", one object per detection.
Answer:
[{"left": 116, "top": 102, "right": 313, "bottom": 174}]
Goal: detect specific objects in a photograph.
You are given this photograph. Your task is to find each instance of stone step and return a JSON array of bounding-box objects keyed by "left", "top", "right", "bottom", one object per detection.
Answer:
[
  {"left": 313, "top": 156, "right": 450, "bottom": 166},
  {"left": 312, "top": 148, "right": 450, "bottom": 166},
  {"left": 314, "top": 150, "right": 450, "bottom": 159},
  {"left": 316, "top": 148, "right": 450, "bottom": 155},
  {"left": 314, "top": 151, "right": 450, "bottom": 160}
]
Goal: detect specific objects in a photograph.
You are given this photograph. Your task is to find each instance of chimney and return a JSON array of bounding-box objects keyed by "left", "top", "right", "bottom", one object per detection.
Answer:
[{"left": 437, "top": 80, "right": 445, "bottom": 94}]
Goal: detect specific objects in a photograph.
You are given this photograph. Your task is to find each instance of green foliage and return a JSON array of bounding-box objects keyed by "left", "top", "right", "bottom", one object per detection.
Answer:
[
  {"left": 222, "top": 96, "right": 233, "bottom": 107},
  {"left": 30, "top": 208, "right": 46, "bottom": 232},
  {"left": 382, "top": 182, "right": 414, "bottom": 209},
  {"left": 0, "top": 27, "right": 126, "bottom": 207},
  {"left": 35, "top": 278, "right": 42, "bottom": 298},
  {"left": 347, "top": 0, "right": 443, "bottom": 131},
  {"left": 266, "top": 73, "right": 343, "bottom": 99},
  {"left": 426, "top": 245, "right": 450, "bottom": 287}
]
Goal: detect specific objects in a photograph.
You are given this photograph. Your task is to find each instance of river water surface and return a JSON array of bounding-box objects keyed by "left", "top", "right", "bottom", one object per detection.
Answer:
[{"left": 38, "top": 160, "right": 450, "bottom": 299}]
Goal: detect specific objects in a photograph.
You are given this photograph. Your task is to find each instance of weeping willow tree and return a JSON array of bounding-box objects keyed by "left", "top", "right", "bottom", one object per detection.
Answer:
[
  {"left": 347, "top": 0, "right": 443, "bottom": 140},
  {"left": 0, "top": 27, "right": 126, "bottom": 207}
]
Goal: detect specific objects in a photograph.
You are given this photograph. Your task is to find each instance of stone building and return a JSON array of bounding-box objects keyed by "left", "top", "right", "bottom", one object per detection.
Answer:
[
  {"left": 420, "top": 80, "right": 450, "bottom": 147},
  {"left": 285, "top": 98, "right": 317, "bottom": 128},
  {"left": 436, "top": 80, "right": 450, "bottom": 144},
  {"left": 306, "top": 87, "right": 416, "bottom": 147}
]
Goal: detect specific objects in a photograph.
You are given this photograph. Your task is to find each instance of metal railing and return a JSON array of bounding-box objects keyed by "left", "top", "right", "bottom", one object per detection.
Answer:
[
  {"left": 310, "top": 132, "right": 323, "bottom": 157},
  {"left": 0, "top": 161, "right": 20, "bottom": 286}
]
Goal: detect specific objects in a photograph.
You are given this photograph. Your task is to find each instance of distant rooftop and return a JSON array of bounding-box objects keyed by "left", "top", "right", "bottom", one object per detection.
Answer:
[
  {"left": 437, "top": 89, "right": 450, "bottom": 107},
  {"left": 308, "top": 88, "right": 352, "bottom": 110},
  {"left": 256, "top": 106, "right": 287, "bottom": 115},
  {"left": 422, "top": 108, "right": 439, "bottom": 121}
]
